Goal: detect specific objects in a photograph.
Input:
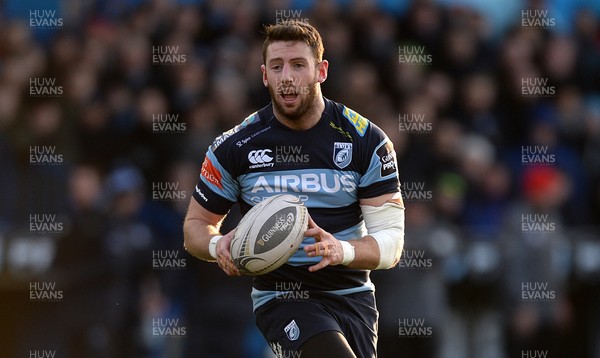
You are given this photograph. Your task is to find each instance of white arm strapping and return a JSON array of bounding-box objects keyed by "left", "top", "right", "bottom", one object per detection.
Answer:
[
  {"left": 208, "top": 235, "right": 222, "bottom": 259},
  {"left": 361, "top": 201, "right": 405, "bottom": 269}
]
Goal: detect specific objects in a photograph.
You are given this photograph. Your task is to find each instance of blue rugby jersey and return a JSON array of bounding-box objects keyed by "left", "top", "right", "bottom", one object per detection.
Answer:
[{"left": 194, "top": 98, "right": 400, "bottom": 310}]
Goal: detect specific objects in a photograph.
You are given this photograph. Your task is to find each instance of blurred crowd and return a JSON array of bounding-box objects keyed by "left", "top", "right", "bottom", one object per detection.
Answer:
[{"left": 1, "top": 0, "right": 600, "bottom": 357}]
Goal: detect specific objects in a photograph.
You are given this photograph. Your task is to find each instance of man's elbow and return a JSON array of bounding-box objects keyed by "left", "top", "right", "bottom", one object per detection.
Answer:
[{"left": 182, "top": 218, "right": 199, "bottom": 255}]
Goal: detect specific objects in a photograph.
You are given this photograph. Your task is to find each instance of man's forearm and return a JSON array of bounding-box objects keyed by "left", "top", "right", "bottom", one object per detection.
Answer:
[
  {"left": 345, "top": 236, "right": 381, "bottom": 270},
  {"left": 183, "top": 217, "right": 220, "bottom": 261}
]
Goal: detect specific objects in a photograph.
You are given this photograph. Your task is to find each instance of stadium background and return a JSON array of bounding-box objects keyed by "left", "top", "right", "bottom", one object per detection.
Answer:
[{"left": 1, "top": 0, "right": 600, "bottom": 357}]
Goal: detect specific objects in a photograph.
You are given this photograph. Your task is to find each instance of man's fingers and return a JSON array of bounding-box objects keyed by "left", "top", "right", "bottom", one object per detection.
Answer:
[
  {"left": 226, "top": 261, "right": 240, "bottom": 276},
  {"left": 307, "top": 215, "right": 317, "bottom": 229},
  {"left": 304, "top": 227, "right": 321, "bottom": 239},
  {"left": 314, "top": 242, "right": 329, "bottom": 257},
  {"left": 304, "top": 243, "right": 321, "bottom": 256},
  {"left": 304, "top": 216, "right": 322, "bottom": 239},
  {"left": 309, "top": 257, "right": 330, "bottom": 272},
  {"left": 305, "top": 242, "right": 331, "bottom": 257},
  {"left": 302, "top": 219, "right": 340, "bottom": 270},
  {"left": 214, "top": 229, "right": 242, "bottom": 276},
  {"left": 217, "top": 252, "right": 241, "bottom": 276},
  {"left": 224, "top": 263, "right": 241, "bottom": 276}
]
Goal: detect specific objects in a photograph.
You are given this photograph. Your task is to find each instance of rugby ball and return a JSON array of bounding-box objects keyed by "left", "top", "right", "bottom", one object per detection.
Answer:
[{"left": 230, "top": 194, "right": 308, "bottom": 275}]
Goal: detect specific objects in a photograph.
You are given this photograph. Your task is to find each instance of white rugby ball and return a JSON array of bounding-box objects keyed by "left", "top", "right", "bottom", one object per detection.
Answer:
[{"left": 231, "top": 194, "right": 308, "bottom": 275}]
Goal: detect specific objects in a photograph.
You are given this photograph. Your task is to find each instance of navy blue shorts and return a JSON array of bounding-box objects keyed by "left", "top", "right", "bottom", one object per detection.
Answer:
[{"left": 254, "top": 290, "right": 379, "bottom": 357}]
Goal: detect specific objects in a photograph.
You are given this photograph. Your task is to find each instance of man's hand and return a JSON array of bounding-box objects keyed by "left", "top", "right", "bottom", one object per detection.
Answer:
[
  {"left": 303, "top": 216, "right": 344, "bottom": 272},
  {"left": 183, "top": 199, "right": 243, "bottom": 276},
  {"left": 215, "top": 230, "right": 241, "bottom": 276}
]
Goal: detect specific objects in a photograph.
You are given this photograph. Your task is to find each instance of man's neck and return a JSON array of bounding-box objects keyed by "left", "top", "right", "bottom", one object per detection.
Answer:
[{"left": 274, "top": 96, "right": 325, "bottom": 131}]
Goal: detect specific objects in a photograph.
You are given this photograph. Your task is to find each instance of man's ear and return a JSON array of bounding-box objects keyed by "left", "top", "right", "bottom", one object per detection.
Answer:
[
  {"left": 261, "top": 64, "right": 268, "bottom": 87},
  {"left": 316, "top": 60, "right": 329, "bottom": 83}
]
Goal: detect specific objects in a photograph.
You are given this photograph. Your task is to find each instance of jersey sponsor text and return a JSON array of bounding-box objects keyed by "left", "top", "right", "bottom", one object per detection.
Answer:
[
  {"left": 377, "top": 141, "right": 397, "bottom": 177},
  {"left": 201, "top": 157, "right": 223, "bottom": 189},
  {"left": 251, "top": 173, "right": 356, "bottom": 194}
]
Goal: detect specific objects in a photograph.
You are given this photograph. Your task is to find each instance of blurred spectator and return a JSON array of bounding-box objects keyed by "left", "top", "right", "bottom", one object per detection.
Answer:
[
  {"left": 373, "top": 201, "right": 457, "bottom": 358},
  {"left": 502, "top": 166, "right": 574, "bottom": 357}
]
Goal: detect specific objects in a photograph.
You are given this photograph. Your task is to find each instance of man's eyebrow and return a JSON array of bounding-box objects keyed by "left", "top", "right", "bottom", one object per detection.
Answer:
[{"left": 267, "top": 57, "right": 310, "bottom": 64}]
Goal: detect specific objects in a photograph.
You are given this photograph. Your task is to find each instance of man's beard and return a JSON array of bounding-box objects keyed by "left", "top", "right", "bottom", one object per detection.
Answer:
[{"left": 268, "top": 81, "right": 319, "bottom": 122}]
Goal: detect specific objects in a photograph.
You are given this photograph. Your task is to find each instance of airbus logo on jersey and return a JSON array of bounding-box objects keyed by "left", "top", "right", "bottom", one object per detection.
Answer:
[
  {"left": 251, "top": 173, "right": 356, "bottom": 194},
  {"left": 248, "top": 149, "right": 274, "bottom": 169},
  {"left": 333, "top": 142, "right": 352, "bottom": 169}
]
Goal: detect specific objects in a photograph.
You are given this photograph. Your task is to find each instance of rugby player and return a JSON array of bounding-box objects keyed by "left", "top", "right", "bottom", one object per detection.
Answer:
[{"left": 184, "top": 21, "right": 405, "bottom": 358}]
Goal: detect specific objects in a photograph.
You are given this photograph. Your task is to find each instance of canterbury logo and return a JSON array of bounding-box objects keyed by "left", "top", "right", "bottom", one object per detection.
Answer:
[{"left": 248, "top": 149, "right": 273, "bottom": 164}]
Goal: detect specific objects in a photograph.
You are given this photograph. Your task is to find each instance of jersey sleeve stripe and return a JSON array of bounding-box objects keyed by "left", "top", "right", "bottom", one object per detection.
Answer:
[{"left": 199, "top": 150, "right": 239, "bottom": 202}]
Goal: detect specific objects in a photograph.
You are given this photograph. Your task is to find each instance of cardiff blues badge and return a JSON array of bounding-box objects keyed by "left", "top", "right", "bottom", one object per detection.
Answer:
[
  {"left": 333, "top": 142, "right": 352, "bottom": 169},
  {"left": 284, "top": 319, "right": 300, "bottom": 341}
]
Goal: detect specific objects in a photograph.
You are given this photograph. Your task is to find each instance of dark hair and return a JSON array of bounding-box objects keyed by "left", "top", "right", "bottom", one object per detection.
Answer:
[{"left": 262, "top": 21, "right": 324, "bottom": 64}]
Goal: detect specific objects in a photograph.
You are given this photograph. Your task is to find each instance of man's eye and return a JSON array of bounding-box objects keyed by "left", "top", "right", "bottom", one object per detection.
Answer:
[
  {"left": 271, "top": 65, "right": 282, "bottom": 71},
  {"left": 293, "top": 63, "right": 305, "bottom": 69}
]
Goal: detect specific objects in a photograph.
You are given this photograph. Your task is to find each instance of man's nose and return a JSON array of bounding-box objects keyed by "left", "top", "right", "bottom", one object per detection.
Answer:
[{"left": 280, "top": 64, "right": 294, "bottom": 84}]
